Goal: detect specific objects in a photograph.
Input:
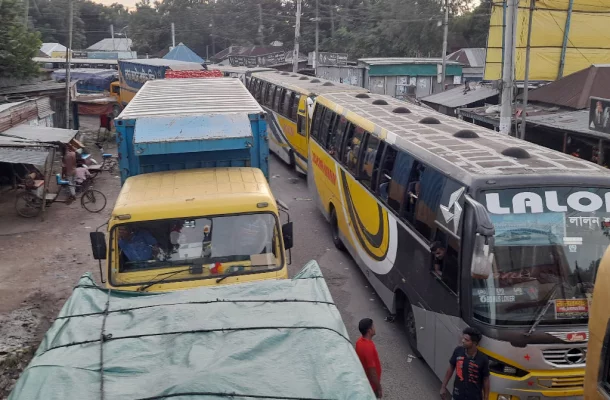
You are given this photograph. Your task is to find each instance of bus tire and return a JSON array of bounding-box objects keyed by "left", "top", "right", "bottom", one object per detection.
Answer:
[
  {"left": 288, "top": 150, "right": 296, "bottom": 167},
  {"left": 330, "top": 207, "right": 346, "bottom": 251},
  {"left": 403, "top": 302, "right": 423, "bottom": 358}
]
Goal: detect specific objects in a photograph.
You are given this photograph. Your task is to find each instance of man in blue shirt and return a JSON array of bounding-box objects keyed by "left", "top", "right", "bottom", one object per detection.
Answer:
[{"left": 118, "top": 227, "right": 159, "bottom": 262}]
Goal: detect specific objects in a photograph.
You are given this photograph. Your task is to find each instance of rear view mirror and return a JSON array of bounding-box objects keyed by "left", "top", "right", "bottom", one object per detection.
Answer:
[
  {"left": 464, "top": 195, "right": 495, "bottom": 279},
  {"left": 90, "top": 232, "right": 107, "bottom": 260},
  {"left": 282, "top": 222, "right": 294, "bottom": 250}
]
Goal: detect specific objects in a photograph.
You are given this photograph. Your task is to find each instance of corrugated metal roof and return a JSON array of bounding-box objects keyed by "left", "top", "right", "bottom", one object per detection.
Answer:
[
  {"left": 210, "top": 65, "right": 275, "bottom": 74},
  {"left": 526, "top": 65, "right": 610, "bottom": 110},
  {"left": 35, "top": 98, "right": 53, "bottom": 118},
  {"left": 251, "top": 71, "right": 369, "bottom": 96},
  {"left": 40, "top": 43, "right": 67, "bottom": 56},
  {"left": 33, "top": 57, "right": 118, "bottom": 65},
  {"left": 2, "top": 125, "right": 78, "bottom": 144},
  {"left": 318, "top": 92, "right": 610, "bottom": 182},
  {"left": 121, "top": 58, "right": 204, "bottom": 70},
  {"left": 118, "top": 78, "right": 263, "bottom": 119},
  {"left": 87, "top": 38, "right": 132, "bottom": 52},
  {"left": 526, "top": 109, "right": 599, "bottom": 136},
  {"left": 421, "top": 85, "right": 499, "bottom": 108},
  {"left": 0, "top": 81, "right": 70, "bottom": 95},
  {"left": 0, "top": 147, "right": 49, "bottom": 165},
  {"left": 0, "top": 101, "right": 27, "bottom": 114},
  {"left": 358, "top": 57, "right": 461, "bottom": 66},
  {"left": 163, "top": 43, "right": 204, "bottom": 63}
]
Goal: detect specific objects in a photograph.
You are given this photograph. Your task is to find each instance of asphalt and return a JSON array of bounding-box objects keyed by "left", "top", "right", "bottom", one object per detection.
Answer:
[{"left": 268, "top": 155, "right": 441, "bottom": 399}]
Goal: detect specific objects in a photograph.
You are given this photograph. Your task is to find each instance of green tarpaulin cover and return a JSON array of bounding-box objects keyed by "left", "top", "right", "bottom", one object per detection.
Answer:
[{"left": 9, "top": 261, "right": 375, "bottom": 400}]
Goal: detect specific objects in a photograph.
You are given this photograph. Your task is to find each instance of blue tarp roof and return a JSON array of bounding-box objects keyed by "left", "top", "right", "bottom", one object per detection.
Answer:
[{"left": 163, "top": 43, "right": 204, "bottom": 63}]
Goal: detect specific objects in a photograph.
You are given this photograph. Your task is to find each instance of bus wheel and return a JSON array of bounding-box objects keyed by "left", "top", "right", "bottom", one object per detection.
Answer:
[
  {"left": 330, "top": 207, "right": 346, "bottom": 251},
  {"left": 288, "top": 150, "right": 296, "bottom": 167},
  {"left": 403, "top": 303, "right": 422, "bottom": 358}
]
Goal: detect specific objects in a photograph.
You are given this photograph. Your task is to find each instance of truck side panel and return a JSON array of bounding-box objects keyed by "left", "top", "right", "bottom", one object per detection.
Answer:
[{"left": 249, "top": 113, "right": 269, "bottom": 179}]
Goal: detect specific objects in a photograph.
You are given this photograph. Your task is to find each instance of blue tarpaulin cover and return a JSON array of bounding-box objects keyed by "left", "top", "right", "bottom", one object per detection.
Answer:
[
  {"left": 52, "top": 69, "right": 118, "bottom": 93},
  {"left": 9, "top": 261, "right": 375, "bottom": 400}
]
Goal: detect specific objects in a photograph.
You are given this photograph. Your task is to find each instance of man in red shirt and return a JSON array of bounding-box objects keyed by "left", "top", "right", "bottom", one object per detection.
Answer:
[{"left": 355, "top": 318, "right": 382, "bottom": 398}]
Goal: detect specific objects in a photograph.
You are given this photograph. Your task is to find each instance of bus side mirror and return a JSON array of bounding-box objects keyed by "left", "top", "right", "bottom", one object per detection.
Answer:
[
  {"left": 90, "top": 232, "right": 107, "bottom": 260},
  {"left": 465, "top": 195, "right": 495, "bottom": 279},
  {"left": 282, "top": 222, "right": 294, "bottom": 250}
]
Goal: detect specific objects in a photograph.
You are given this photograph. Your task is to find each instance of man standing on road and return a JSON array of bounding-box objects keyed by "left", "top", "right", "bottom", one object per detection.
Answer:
[
  {"left": 355, "top": 318, "right": 382, "bottom": 398},
  {"left": 63, "top": 145, "right": 77, "bottom": 202},
  {"left": 440, "top": 327, "right": 490, "bottom": 400}
]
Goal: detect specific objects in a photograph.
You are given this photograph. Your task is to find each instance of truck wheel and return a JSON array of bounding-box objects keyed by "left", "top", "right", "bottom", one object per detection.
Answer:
[
  {"left": 403, "top": 303, "right": 423, "bottom": 358},
  {"left": 330, "top": 207, "right": 346, "bottom": 251}
]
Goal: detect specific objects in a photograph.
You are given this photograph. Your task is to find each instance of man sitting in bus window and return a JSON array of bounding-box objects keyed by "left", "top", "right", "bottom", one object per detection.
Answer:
[{"left": 431, "top": 241, "right": 446, "bottom": 275}]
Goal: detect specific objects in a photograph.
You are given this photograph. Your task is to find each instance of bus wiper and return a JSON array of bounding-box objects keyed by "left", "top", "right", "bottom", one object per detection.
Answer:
[
  {"left": 216, "top": 265, "right": 269, "bottom": 284},
  {"left": 525, "top": 283, "right": 562, "bottom": 336},
  {"left": 137, "top": 264, "right": 197, "bottom": 292}
]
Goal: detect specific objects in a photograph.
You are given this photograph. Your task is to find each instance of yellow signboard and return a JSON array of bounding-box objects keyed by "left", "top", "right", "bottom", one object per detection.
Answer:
[{"left": 484, "top": 0, "right": 610, "bottom": 81}]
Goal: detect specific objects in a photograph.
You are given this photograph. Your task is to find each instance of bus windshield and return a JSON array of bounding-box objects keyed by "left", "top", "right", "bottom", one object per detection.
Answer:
[
  {"left": 111, "top": 213, "right": 282, "bottom": 283},
  {"left": 472, "top": 187, "right": 609, "bottom": 326}
]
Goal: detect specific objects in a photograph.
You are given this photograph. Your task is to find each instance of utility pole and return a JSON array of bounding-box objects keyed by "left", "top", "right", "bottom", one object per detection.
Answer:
[
  {"left": 293, "top": 0, "right": 302, "bottom": 73},
  {"left": 110, "top": 24, "right": 115, "bottom": 51},
  {"left": 171, "top": 22, "right": 176, "bottom": 48},
  {"left": 499, "top": 0, "right": 518, "bottom": 134},
  {"left": 440, "top": 0, "right": 449, "bottom": 91},
  {"left": 314, "top": 0, "right": 319, "bottom": 73},
  {"left": 65, "top": 0, "right": 73, "bottom": 129},
  {"left": 519, "top": 0, "right": 535, "bottom": 139},
  {"left": 330, "top": 8, "right": 334, "bottom": 36},
  {"left": 258, "top": 3, "right": 264, "bottom": 45}
]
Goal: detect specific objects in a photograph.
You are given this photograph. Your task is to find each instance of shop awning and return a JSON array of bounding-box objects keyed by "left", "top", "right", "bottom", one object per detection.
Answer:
[{"left": 0, "top": 147, "right": 49, "bottom": 165}]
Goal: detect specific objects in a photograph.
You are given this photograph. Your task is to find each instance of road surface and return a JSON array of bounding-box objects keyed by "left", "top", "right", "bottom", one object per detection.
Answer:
[{"left": 268, "top": 155, "right": 441, "bottom": 399}]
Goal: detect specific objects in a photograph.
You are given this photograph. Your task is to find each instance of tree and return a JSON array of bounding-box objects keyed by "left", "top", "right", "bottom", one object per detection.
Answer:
[{"left": 0, "top": 0, "right": 42, "bottom": 80}]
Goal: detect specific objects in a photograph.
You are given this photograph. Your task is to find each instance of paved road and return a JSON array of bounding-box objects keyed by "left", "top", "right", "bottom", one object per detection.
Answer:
[{"left": 268, "top": 155, "right": 441, "bottom": 399}]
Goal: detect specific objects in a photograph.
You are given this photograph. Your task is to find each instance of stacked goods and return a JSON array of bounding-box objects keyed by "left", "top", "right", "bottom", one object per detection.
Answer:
[{"left": 165, "top": 69, "right": 223, "bottom": 79}]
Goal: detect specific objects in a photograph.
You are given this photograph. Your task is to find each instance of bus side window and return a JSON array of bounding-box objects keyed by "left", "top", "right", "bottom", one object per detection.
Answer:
[
  {"left": 282, "top": 90, "right": 293, "bottom": 117},
  {"left": 310, "top": 105, "right": 324, "bottom": 141},
  {"left": 255, "top": 81, "right": 263, "bottom": 101},
  {"left": 431, "top": 230, "right": 459, "bottom": 294},
  {"left": 346, "top": 126, "right": 366, "bottom": 175},
  {"left": 292, "top": 94, "right": 301, "bottom": 120},
  {"left": 274, "top": 87, "right": 283, "bottom": 112},
  {"left": 387, "top": 151, "right": 413, "bottom": 213},
  {"left": 402, "top": 160, "right": 426, "bottom": 224},
  {"left": 413, "top": 168, "right": 446, "bottom": 239},
  {"left": 319, "top": 108, "right": 334, "bottom": 146},
  {"left": 359, "top": 133, "right": 379, "bottom": 188},
  {"left": 297, "top": 114, "right": 307, "bottom": 136},
  {"left": 329, "top": 115, "right": 347, "bottom": 157},
  {"left": 266, "top": 84, "right": 275, "bottom": 107}
]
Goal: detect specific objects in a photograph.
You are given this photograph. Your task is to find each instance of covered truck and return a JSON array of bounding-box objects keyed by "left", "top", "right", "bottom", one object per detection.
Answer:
[
  {"left": 8, "top": 261, "right": 376, "bottom": 399},
  {"left": 90, "top": 77, "right": 289, "bottom": 292},
  {"left": 115, "top": 77, "right": 269, "bottom": 183}
]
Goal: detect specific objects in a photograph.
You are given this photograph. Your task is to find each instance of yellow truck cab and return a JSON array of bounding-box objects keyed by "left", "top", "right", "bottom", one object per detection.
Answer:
[
  {"left": 90, "top": 78, "right": 292, "bottom": 292},
  {"left": 91, "top": 167, "right": 291, "bottom": 292},
  {"left": 585, "top": 247, "right": 610, "bottom": 399}
]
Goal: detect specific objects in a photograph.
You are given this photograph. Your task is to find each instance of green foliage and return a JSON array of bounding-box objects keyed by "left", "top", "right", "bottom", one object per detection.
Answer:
[
  {"left": 0, "top": 0, "right": 42, "bottom": 79},
  {"left": 26, "top": 0, "right": 490, "bottom": 60}
]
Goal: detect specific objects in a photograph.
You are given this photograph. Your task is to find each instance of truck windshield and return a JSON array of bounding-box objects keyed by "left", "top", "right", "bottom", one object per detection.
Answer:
[
  {"left": 472, "top": 187, "right": 609, "bottom": 326},
  {"left": 111, "top": 213, "right": 282, "bottom": 283}
]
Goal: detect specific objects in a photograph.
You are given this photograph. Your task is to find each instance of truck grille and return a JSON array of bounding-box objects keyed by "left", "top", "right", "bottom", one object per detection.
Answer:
[
  {"left": 542, "top": 347, "right": 587, "bottom": 366},
  {"left": 537, "top": 375, "right": 585, "bottom": 389}
]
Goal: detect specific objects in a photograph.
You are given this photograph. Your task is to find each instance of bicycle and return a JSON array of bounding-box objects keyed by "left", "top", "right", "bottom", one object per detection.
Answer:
[{"left": 15, "top": 174, "right": 107, "bottom": 218}]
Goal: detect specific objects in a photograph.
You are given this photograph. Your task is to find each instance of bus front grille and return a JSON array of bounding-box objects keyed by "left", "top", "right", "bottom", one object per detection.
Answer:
[
  {"left": 541, "top": 347, "right": 587, "bottom": 366},
  {"left": 537, "top": 375, "right": 585, "bottom": 389}
]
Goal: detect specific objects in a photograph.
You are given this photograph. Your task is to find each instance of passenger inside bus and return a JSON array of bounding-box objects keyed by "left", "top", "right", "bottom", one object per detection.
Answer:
[{"left": 431, "top": 241, "right": 446, "bottom": 275}]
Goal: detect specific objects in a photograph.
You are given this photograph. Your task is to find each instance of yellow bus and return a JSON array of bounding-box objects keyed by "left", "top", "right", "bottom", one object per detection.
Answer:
[
  {"left": 585, "top": 248, "right": 609, "bottom": 399},
  {"left": 247, "top": 71, "right": 368, "bottom": 174},
  {"left": 91, "top": 167, "right": 291, "bottom": 292},
  {"left": 308, "top": 92, "right": 610, "bottom": 399}
]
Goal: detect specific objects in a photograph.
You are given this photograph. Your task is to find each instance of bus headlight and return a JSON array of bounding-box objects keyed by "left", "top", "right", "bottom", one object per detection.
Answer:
[{"left": 488, "top": 355, "right": 529, "bottom": 377}]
